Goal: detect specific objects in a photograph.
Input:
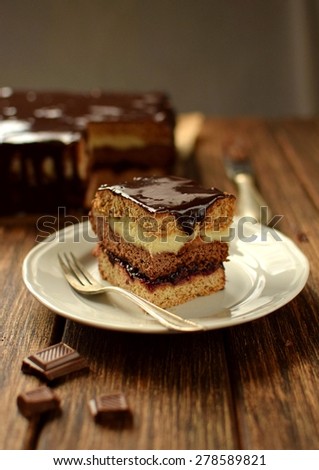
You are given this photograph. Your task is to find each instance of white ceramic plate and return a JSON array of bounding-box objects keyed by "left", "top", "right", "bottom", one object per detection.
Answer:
[{"left": 22, "top": 218, "right": 309, "bottom": 334}]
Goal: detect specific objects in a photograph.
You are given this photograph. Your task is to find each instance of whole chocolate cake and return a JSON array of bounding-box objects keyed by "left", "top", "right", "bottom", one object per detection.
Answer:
[{"left": 0, "top": 87, "right": 176, "bottom": 214}]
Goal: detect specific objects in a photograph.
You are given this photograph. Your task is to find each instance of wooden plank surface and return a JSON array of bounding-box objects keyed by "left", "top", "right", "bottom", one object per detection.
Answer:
[
  {"left": 37, "top": 322, "right": 238, "bottom": 450},
  {"left": 196, "top": 118, "right": 319, "bottom": 449},
  {"left": 226, "top": 297, "right": 319, "bottom": 450},
  {"left": 0, "top": 224, "right": 65, "bottom": 449}
]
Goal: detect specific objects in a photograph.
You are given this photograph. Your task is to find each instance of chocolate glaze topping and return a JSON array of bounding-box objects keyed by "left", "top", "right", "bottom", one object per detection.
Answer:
[
  {"left": 99, "top": 176, "right": 228, "bottom": 234},
  {"left": 0, "top": 87, "right": 174, "bottom": 144}
]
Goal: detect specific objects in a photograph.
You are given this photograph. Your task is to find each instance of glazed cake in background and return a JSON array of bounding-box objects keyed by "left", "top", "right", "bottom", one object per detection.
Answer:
[
  {"left": 0, "top": 87, "right": 176, "bottom": 214},
  {"left": 89, "top": 176, "right": 236, "bottom": 308}
]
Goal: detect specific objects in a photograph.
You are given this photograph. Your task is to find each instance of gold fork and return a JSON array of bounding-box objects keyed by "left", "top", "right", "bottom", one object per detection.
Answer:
[{"left": 58, "top": 252, "right": 205, "bottom": 333}]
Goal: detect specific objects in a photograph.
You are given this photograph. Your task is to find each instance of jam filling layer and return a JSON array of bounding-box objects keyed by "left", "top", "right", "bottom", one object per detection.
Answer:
[{"left": 107, "top": 250, "right": 223, "bottom": 290}]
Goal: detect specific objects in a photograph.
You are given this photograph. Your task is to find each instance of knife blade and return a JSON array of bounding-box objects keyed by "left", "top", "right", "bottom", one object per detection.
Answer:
[
  {"left": 175, "top": 112, "right": 204, "bottom": 160},
  {"left": 223, "top": 140, "right": 271, "bottom": 225},
  {"left": 174, "top": 112, "right": 204, "bottom": 180}
]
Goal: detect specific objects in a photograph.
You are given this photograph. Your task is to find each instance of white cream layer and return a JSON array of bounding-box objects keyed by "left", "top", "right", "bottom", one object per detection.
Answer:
[
  {"left": 89, "top": 134, "right": 145, "bottom": 150},
  {"left": 109, "top": 217, "right": 230, "bottom": 255}
]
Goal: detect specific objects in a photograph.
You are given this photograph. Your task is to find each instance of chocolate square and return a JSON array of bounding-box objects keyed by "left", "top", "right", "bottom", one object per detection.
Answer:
[
  {"left": 88, "top": 392, "right": 132, "bottom": 424},
  {"left": 22, "top": 342, "right": 88, "bottom": 381},
  {"left": 17, "top": 386, "right": 61, "bottom": 419}
]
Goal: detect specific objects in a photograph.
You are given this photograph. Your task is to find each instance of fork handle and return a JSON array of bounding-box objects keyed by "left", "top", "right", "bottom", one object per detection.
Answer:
[{"left": 108, "top": 286, "right": 204, "bottom": 332}]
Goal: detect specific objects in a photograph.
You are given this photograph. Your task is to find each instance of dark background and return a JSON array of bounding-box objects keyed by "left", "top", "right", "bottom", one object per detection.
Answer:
[{"left": 1, "top": 0, "right": 319, "bottom": 116}]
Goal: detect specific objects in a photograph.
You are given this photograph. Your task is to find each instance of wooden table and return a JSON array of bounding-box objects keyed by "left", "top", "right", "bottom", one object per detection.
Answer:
[{"left": 1, "top": 118, "right": 319, "bottom": 450}]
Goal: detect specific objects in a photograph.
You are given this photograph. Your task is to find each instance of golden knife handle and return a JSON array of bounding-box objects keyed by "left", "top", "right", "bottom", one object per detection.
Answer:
[{"left": 234, "top": 173, "right": 271, "bottom": 224}]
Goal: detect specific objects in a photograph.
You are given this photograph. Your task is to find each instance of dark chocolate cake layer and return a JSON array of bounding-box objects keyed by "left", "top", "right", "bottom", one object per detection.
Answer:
[
  {"left": 97, "top": 228, "right": 229, "bottom": 280},
  {"left": 90, "top": 145, "right": 175, "bottom": 168}
]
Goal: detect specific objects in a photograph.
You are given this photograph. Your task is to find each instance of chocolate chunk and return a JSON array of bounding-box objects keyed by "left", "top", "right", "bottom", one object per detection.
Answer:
[
  {"left": 88, "top": 392, "right": 132, "bottom": 424},
  {"left": 17, "top": 386, "right": 61, "bottom": 419},
  {"left": 22, "top": 342, "right": 88, "bottom": 381}
]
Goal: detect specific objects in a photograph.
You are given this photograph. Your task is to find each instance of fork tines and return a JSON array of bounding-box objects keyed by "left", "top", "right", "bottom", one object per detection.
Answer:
[{"left": 58, "top": 252, "right": 94, "bottom": 288}]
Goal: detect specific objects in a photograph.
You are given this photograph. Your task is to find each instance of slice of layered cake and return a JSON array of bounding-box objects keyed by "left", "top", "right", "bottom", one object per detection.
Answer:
[{"left": 90, "top": 176, "right": 235, "bottom": 308}]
